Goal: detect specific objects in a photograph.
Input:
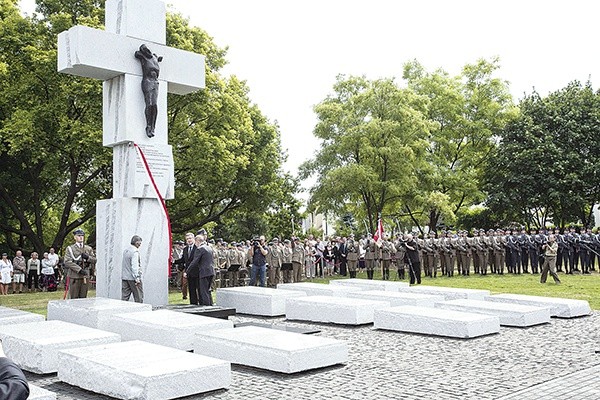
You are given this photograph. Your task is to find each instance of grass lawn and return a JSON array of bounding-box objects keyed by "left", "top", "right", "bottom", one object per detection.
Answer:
[{"left": 1, "top": 270, "right": 598, "bottom": 317}]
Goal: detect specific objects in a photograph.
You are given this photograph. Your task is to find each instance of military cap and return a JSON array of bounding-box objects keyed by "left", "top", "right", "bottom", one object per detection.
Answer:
[
  {"left": 209, "top": 239, "right": 215, "bottom": 244},
  {"left": 197, "top": 228, "right": 207, "bottom": 236},
  {"left": 284, "top": 239, "right": 291, "bottom": 244},
  {"left": 272, "top": 237, "right": 279, "bottom": 242},
  {"left": 73, "top": 228, "right": 85, "bottom": 236},
  {"left": 1, "top": 253, "right": 7, "bottom": 257}
]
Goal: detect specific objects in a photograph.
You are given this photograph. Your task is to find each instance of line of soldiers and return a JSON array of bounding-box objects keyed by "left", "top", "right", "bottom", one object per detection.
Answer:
[
  {"left": 172, "top": 226, "right": 598, "bottom": 298},
  {"left": 409, "top": 227, "right": 600, "bottom": 277}
]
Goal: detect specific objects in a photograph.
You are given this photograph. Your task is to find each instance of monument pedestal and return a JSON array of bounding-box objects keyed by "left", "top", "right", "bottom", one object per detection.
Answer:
[{"left": 96, "top": 198, "right": 169, "bottom": 306}]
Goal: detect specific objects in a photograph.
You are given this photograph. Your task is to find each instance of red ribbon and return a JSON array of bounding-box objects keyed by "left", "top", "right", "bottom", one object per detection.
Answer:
[{"left": 133, "top": 143, "right": 173, "bottom": 277}]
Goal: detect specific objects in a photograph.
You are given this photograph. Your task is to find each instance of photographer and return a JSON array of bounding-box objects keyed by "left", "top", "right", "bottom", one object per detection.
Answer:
[
  {"left": 64, "top": 229, "right": 96, "bottom": 299},
  {"left": 248, "top": 235, "right": 269, "bottom": 287}
]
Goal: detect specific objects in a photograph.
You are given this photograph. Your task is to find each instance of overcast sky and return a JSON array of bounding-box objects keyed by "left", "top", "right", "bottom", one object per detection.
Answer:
[{"left": 20, "top": 0, "right": 600, "bottom": 180}]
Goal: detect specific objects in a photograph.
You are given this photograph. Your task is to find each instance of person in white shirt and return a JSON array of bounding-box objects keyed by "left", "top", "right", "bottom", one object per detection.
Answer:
[
  {"left": 122, "top": 235, "right": 144, "bottom": 303},
  {"left": 0, "top": 254, "right": 13, "bottom": 295}
]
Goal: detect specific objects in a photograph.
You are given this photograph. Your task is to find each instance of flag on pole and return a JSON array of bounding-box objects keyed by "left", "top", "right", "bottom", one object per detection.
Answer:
[{"left": 373, "top": 218, "right": 384, "bottom": 245}]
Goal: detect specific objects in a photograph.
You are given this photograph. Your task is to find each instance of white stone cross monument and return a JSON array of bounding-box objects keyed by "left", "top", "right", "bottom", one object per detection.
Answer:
[{"left": 58, "top": 0, "right": 205, "bottom": 305}]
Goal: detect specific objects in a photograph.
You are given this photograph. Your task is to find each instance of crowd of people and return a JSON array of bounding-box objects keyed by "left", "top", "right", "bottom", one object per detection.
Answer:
[
  {"left": 0, "top": 248, "right": 63, "bottom": 295},
  {"left": 171, "top": 226, "right": 598, "bottom": 301},
  {"left": 1, "top": 226, "right": 595, "bottom": 298}
]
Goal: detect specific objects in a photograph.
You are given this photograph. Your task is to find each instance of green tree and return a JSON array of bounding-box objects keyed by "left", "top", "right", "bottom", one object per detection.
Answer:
[
  {"left": 402, "top": 58, "right": 516, "bottom": 232},
  {"left": 0, "top": 1, "right": 298, "bottom": 253},
  {"left": 300, "top": 75, "right": 432, "bottom": 234},
  {"left": 0, "top": 0, "right": 108, "bottom": 253},
  {"left": 485, "top": 81, "right": 600, "bottom": 228}
]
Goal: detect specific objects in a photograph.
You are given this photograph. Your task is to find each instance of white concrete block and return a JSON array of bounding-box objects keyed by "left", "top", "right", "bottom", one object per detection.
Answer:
[
  {"left": 216, "top": 286, "right": 306, "bottom": 316},
  {"left": 105, "top": 0, "right": 166, "bottom": 45},
  {"left": 435, "top": 299, "right": 551, "bottom": 327},
  {"left": 348, "top": 290, "right": 444, "bottom": 307},
  {"left": 0, "top": 320, "right": 120, "bottom": 374},
  {"left": 27, "top": 384, "right": 57, "bottom": 400},
  {"left": 485, "top": 294, "right": 592, "bottom": 318},
  {"left": 195, "top": 326, "right": 348, "bottom": 373},
  {"left": 96, "top": 198, "right": 171, "bottom": 306},
  {"left": 277, "top": 282, "right": 364, "bottom": 297},
  {"left": 374, "top": 305, "right": 500, "bottom": 338},
  {"left": 397, "top": 285, "right": 490, "bottom": 300},
  {"left": 58, "top": 340, "right": 230, "bottom": 400},
  {"left": 330, "top": 278, "right": 409, "bottom": 291},
  {"left": 47, "top": 297, "right": 152, "bottom": 329},
  {"left": 285, "top": 296, "right": 390, "bottom": 325},
  {"left": 103, "top": 309, "right": 233, "bottom": 351},
  {"left": 0, "top": 306, "right": 44, "bottom": 325}
]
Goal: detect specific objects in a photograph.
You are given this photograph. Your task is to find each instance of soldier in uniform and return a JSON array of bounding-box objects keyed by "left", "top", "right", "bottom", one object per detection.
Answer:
[
  {"left": 423, "top": 231, "right": 438, "bottom": 278},
  {"left": 578, "top": 229, "right": 592, "bottom": 274},
  {"left": 346, "top": 236, "right": 360, "bottom": 279},
  {"left": 215, "top": 240, "right": 228, "bottom": 288},
  {"left": 280, "top": 239, "right": 293, "bottom": 283},
  {"left": 518, "top": 229, "right": 529, "bottom": 273},
  {"left": 380, "top": 235, "right": 395, "bottom": 280},
  {"left": 442, "top": 231, "right": 456, "bottom": 277},
  {"left": 226, "top": 243, "right": 241, "bottom": 286},
  {"left": 528, "top": 230, "right": 540, "bottom": 274},
  {"left": 492, "top": 229, "right": 505, "bottom": 274},
  {"left": 393, "top": 235, "right": 407, "bottom": 280},
  {"left": 456, "top": 231, "right": 471, "bottom": 276},
  {"left": 269, "top": 238, "right": 283, "bottom": 286},
  {"left": 64, "top": 229, "right": 96, "bottom": 299},
  {"left": 556, "top": 228, "right": 567, "bottom": 272},
  {"left": 565, "top": 228, "right": 577, "bottom": 274},
  {"left": 291, "top": 238, "right": 304, "bottom": 283},
  {"left": 363, "top": 234, "right": 377, "bottom": 280},
  {"left": 472, "top": 229, "right": 487, "bottom": 275},
  {"left": 591, "top": 230, "right": 600, "bottom": 271}
]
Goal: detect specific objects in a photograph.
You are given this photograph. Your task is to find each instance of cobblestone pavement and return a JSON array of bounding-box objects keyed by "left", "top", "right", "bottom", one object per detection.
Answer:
[{"left": 26, "top": 312, "right": 600, "bottom": 400}]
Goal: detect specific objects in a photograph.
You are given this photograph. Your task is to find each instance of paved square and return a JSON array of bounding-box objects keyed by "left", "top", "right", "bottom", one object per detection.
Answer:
[{"left": 25, "top": 311, "right": 600, "bottom": 399}]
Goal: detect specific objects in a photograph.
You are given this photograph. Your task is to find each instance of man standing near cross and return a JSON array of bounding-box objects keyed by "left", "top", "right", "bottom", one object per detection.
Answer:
[{"left": 57, "top": 0, "right": 205, "bottom": 305}]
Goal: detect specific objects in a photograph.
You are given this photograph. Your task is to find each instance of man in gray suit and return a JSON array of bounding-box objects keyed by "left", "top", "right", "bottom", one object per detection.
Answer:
[{"left": 122, "top": 235, "right": 143, "bottom": 303}]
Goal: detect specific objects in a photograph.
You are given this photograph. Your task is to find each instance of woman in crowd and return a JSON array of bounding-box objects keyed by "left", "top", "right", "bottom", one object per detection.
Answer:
[
  {"left": 0, "top": 254, "right": 12, "bottom": 295},
  {"left": 40, "top": 253, "right": 57, "bottom": 291},
  {"left": 26, "top": 252, "right": 40, "bottom": 292}
]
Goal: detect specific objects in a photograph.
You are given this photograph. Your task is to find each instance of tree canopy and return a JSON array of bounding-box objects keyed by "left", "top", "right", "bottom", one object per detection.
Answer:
[
  {"left": 0, "top": 0, "right": 299, "bottom": 253},
  {"left": 485, "top": 80, "right": 600, "bottom": 229}
]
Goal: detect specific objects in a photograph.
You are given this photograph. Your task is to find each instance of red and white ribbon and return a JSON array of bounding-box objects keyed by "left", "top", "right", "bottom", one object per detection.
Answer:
[{"left": 133, "top": 143, "right": 173, "bottom": 277}]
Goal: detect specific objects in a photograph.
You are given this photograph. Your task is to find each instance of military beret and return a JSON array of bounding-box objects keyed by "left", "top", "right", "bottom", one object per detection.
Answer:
[{"left": 73, "top": 228, "right": 85, "bottom": 236}]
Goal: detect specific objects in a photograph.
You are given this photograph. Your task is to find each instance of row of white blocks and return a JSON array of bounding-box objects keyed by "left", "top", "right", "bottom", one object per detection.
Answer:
[
  {"left": 0, "top": 296, "right": 350, "bottom": 399},
  {"left": 216, "top": 280, "right": 591, "bottom": 338}
]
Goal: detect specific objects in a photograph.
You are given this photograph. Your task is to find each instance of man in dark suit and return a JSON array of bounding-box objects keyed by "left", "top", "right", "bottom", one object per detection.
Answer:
[
  {"left": 184, "top": 229, "right": 215, "bottom": 306},
  {"left": 336, "top": 237, "right": 347, "bottom": 276},
  {"left": 174, "top": 232, "right": 196, "bottom": 300},
  {"left": 0, "top": 340, "right": 29, "bottom": 400}
]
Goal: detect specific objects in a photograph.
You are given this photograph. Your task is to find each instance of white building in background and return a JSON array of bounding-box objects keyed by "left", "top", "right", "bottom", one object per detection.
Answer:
[
  {"left": 302, "top": 212, "right": 335, "bottom": 238},
  {"left": 593, "top": 205, "right": 600, "bottom": 228}
]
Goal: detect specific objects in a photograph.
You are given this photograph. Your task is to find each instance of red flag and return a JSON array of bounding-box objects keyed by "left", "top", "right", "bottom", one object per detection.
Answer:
[{"left": 373, "top": 218, "right": 384, "bottom": 243}]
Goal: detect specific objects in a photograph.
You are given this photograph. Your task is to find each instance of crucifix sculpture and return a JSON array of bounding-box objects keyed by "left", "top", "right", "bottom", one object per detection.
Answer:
[{"left": 57, "top": 0, "right": 205, "bottom": 305}]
